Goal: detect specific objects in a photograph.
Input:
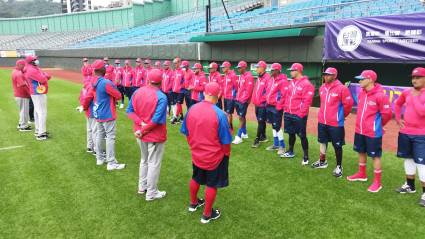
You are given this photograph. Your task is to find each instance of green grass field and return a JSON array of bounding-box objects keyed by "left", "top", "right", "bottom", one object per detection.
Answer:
[{"left": 0, "top": 69, "right": 424, "bottom": 239}]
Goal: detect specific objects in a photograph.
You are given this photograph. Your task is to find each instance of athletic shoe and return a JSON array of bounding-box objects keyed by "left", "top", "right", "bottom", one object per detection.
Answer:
[
  {"left": 368, "top": 181, "right": 382, "bottom": 193},
  {"left": 333, "top": 165, "right": 343, "bottom": 178},
  {"left": 96, "top": 159, "right": 105, "bottom": 166},
  {"left": 347, "top": 172, "right": 368, "bottom": 182},
  {"left": 419, "top": 193, "right": 425, "bottom": 207},
  {"left": 87, "top": 148, "right": 94, "bottom": 153},
  {"left": 266, "top": 145, "right": 279, "bottom": 151},
  {"left": 178, "top": 115, "right": 184, "bottom": 122},
  {"left": 301, "top": 158, "right": 309, "bottom": 166},
  {"left": 396, "top": 183, "right": 416, "bottom": 194},
  {"left": 119, "top": 103, "right": 124, "bottom": 109},
  {"left": 19, "top": 126, "right": 32, "bottom": 132},
  {"left": 251, "top": 138, "right": 260, "bottom": 148},
  {"left": 188, "top": 198, "right": 205, "bottom": 212},
  {"left": 280, "top": 151, "right": 295, "bottom": 158},
  {"left": 311, "top": 160, "right": 328, "bottom": 169},
  {"left": 232, "top": 136, "right": 243, "bottom": 145},
  {"left": 146, "top": 191, "right": 166, "bottom": 201},
  {"left": 36, "top": 135, "right": 48, "bottom": 141},
  {"left": 259, "top": 136, "right": 268, "bottom": 143},
  {"left": 107, "top": 163, "right": 126, "bottom": 171},
  {"left": 170, "top": 117, "right": 177, "bottom": 125},
  {"left": 241, "top": 133, "right": 249, "bottom": 139},
  {"left": 201, "top": 208, "right": 221, "bottom": 224},
  {"left": 137, "top": 189, "right": 147, "bottom": 195},
  {"left": 16, "top": 125, "right": 21, "bottom": 129},
  {"left": 277, "top": 147, "right": 285, "bottom": 155}
]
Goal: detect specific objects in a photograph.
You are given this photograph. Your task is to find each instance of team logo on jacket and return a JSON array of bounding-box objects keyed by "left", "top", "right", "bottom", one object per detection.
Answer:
[
  {"left": 331, "top": 93, "right": 339, "bottom": 97},
  {"left": 368, "top": 101, "right": 376, "bottom": 106},
  {"left": 337, "top": 25, "right": 362, "bottom": 52}
]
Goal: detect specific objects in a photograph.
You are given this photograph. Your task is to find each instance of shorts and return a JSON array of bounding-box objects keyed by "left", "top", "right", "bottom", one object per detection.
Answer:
[
  {"left": 266, "top": 105, "right": 283, "bottom": 130},
  {"left": 397, "top": 133, "right": 425, "bottom": 165},
  {"left": 284, "top": 112, "right": 307, "bottom": 138},
  {"left": 255, "top": 106, "right": 267, "bottom": 122},
  {"left": 192, "top": 156, "right": 229, "bottom": 188},
  {"left": 235, "top": 101, "right": 249, "bottom": 117},
  {"left": 353, "top": 133, "right": 382, "bottom": 158},
  {"left": 317, "top": 123, "right": 345, "bottom": 148},
  {"left": 224, "top": 99, "right": 235, "bottom": 114},
  {"left": 171, "top": 92, "right": 184, "bottom": 105}
]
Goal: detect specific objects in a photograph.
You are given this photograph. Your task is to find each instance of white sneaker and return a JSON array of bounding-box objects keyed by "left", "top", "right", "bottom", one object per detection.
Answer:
[
  {"left": 107, "top": 163, "right": 126, "bottom": 171},
  {"left": 241, "top": 133, "right": 249, "bottom": 139},
  {"left": 146, "top": 191, "right": 166, "bottom": 201},
  {"left": 301, "top": 159, "right": 309, "bottom": 166},
  {"left": 96, "top": 159, "right": 105, "bottom": 166},
  {"left": 232, "top": 136, "right": 243, "bottom": 145},
  {"left": 119, "top": 103, "right": 124, "bottom": 109},
  {"left": 277, "top": 147, "right": 285, "bottom": 155}
]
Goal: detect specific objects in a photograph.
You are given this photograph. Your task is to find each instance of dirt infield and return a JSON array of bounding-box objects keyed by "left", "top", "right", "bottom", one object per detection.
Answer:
[{"left": 22, "top": 67, "right": 400, "bottom": 153}]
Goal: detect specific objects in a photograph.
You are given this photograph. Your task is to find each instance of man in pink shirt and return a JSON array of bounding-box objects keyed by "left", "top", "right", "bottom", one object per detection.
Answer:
[
  {"left": 347, "top": 70, "right": 392, "bottom": 193},
  {"left": 207, "top": 62, "right": 223, "bottom": 109},
  {"left": 232, "top": 61, "right": 254, "bottom": 145},
  {"left": 113, "top": 59, "right": 125, "bottom": 109},
  {"left": 12, "top": 59, "right": 31, "bottom": 132},
  {"left": 122, "top": 59, "right": 135, "bottom": 102},
  {"left": 221, "top": 61, "right": 238, "bottom": 130},
  {"left": 161, "top": 60, "right": 174, "bottom": 116},
  {"left": 81, "top": 58, "right": 93, "bottom": 85},
  {"left": 394, "top": 67, "right": 425, "bottom": 206},
  {"left": 312, "top": 67, "right": 353, "bottom": 178},
  {"left": 133, "top": 58, "right": 145, "bottom": 89},
  {"left": 181, "top": 82, "right": 232, "bottom": 224},
  {"left": 280, "top": 63, "right": 315, "bottom": 166},
  {"left": 189, "top": 63, "right": 207, "bottom": 104}
]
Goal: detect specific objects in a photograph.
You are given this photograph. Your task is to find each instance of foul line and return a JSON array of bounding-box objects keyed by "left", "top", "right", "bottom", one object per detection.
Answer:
[{"left": 0, "top": 145, "right": 25, "bottom": 151}]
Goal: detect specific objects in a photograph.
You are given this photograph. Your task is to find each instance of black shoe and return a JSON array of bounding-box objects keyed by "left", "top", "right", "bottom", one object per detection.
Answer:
[
  {"left": 19, "top": 126, "right": 32, "bottom": 132},
  {"left": 179, "top": 115, "right": 184, "bottom": 122},
  {"left": 36, "top": 135, "right": 48, "bottom": 141},
  {"left": 87, "top": 148, "right": 94, "bottom": 153},
  {"left": 259, "top": 136, "right": 268, "bottom": 143},
  {"left": 311, "top": 160, "right": 328, "bottom": 169},
  {"left": 251, "top": 138, "right": 260, "bottom": 148},
  {"left": 188, "top": 198, "right": 205, "bottom": 212},
  {"left": 200, "top": 208, "right": 221, "bottom": 224},
  {"left": 170, "top": 117, "right": 177, "bottom": 125}
]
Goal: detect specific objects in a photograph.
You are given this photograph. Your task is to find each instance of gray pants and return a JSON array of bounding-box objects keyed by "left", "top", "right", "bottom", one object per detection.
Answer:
[
  {"left": 15, "top": 97, "right": 30, "bottom": 128},
  {"left": 31, "top": 94, "right": 47, "bottom": 136},
  {"left": 96, "top": 120, "right": 117, "bottom": 164},
  {"left": 87, "top": 117, "right": 97, "bottom": 150},
  {"left": 137, "top": 139, "right": 165, "bottom": 198}
]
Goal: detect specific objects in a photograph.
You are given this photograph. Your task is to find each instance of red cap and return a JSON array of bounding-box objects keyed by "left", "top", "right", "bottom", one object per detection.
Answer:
[
  {"left": 25, "top": 55, "right": 37, "bottom": 63},
  {"left": 163, "top": 60, "right": 171, "bottom": 66},
  {"left": 221, "top": 61, "right": 231, "bottom": 68},
  {"left": 204, "top": 82, "right": 220, "bottom": 96},
  {"left": 192, "top": 63, "right": 203, "bottom": 70},
  {"left": 208, "top": 62, "right": 218, "bottom": 69},
  {"left": 16, "top": 59, "right": 26, "bottom": 66},
  {"left": 237, "top": 61, "right": 247, "bottom": 68},
  {"left": 355, "top": 70, "right": 377, "bottom": 82},
  {"left": 148, "top": 69, "right": 163, "bottom": 84},
  {"left": 83, "top": 57, "right": 88, "bottom": 62},
  {"left": 103, "top": 57, "right": 109, "bottom": 61},
  {"left": 323, "top": 67, "right": 338, "bottom": 77},
  {"left": 114, "top": 59, "right": 120, "bottom": 64},
  {"left": 271, "top": 63, "right": 282, "bottom": 71},
  {"left": 92, "top": 59, "right": 105, "bottom": 70},
  {"left": 136, "top": 58, "right": 142, "bottom": 63},
  {"left": 125, "top": 60, "right": 130, "bottom": 64},
  {"left": 181, "top": 60, "right": 190, "bottom": 68},
  {"left": 155, "top": 61, "right": 161, "bottom": 67},
  {"left": 255, "top": 60, "right": 267, "bottom": 69},
  {"left": 288, "top": 63, "right": 303, "bottom": 72},
  {"left": 411, "top": 67, "right": 425, "bottom": 77}
]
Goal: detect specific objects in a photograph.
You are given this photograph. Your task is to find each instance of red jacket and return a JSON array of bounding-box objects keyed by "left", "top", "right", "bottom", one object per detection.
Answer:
[
  {"left": 191, "top": 72, "right": 207, "bottom": 101},
  {"left": 184, "top": 69, "right": 194, "bottom": 89},
  {"left": 355, "top": 84, "right": 392, "bottom": 138},
  {"left": 81, "top": 64, "right": 93, "bottom": 83},
  {"left": 24, "top": 64, "right": 50, "bottom": 95},
  {"left": 285, "top": 76, "right": 315, "bottom": 118},
  {"left": 172, "top": 68, "right": 185, "bottom": 93},
  {"left": 318, "top": 80, "right": 354, "bottom": 127},
  {"left": 105, "top": 65, "right": 115, "bottom": 82},
  {"left": 134, "top": 66, "right": 145, "bottom": 87},
  {"left": 126, "top": 85, "right": 168, "bottom": 143},
  {"left": 222, "top": 70, "right": 238, "bottom": 100},
  {"left": 161, "top": 68, "right": 173, "bottom": 93},
  {"left": 251, "top": 72, "right": 271, "bottom": 107},
  {"left": 236, "top": 71, "right": 254, "bottom": 104},
  {"left": 266, "top": 73, "right": 288, "bottom": 111},
  {"left": 12, "top": 68, "right": 30, "bottom": 98},
  {"left": 181, "top": 101, "right": 232, "bottom": 170},
  {"left": 395, "top": 88, "right": 425, "bottom": 135},
  {"left": 207, "top": 72, "right": 222, "bottom": 97},
  {"left": 113, "top": 66, "right": 123, "bottom": 86},
  {"left": 122, "top": 66, "right": 135, "bottom": 87}
]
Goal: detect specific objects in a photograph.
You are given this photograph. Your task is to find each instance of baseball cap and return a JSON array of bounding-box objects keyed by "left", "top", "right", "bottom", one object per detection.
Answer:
[
  {"left": 323, "top": 67, "right": 338, "bottom": 77},
  {"left": 192, "top": 63, "right": 203, "bottom": 70},
  {"left": 114, "top": 59, "right": 120, "bottom": 64},
  {"left": 208, "top": 62, "right": 218, "bottom": 69},
  {"left": 103, "top": 57, "right": 109, "bottom": 61},
  {"left": 288, "top": 63, "right": 303, "bottom": 72},
  {"left": 163, "top": 60, "right": 171, "bottom": 66},
  {"left": 221, "top": 61, "right": 231, "bottom": 68},
  {"left": 144, "top": 59, "right": 151, "bottom": 64},
  {"left": 16, "top": 59, "right": 26, "bottom": 66},
  {"left": 83, "top": 57, "right": 88, "bottom": 62},
  {"left": 173, "top": 57, "right": 181, "bottom": 63},
  {"left": 25, "top": 55, "right": 37, "bottom": 63},
  {"left": 237, "top": 61, "right": 248, "bottom": 68},
  {"left": 255, "top": 60, "right": 267, "bottom": 69},
  {"left": 355, "top": 70, "right": 377, "bottom": 82},
  {"left": 181, "top": 60, "right": 190, "bottom": 68},
  {"left": 135, "top": 58, "right": 142, "bottom": 63},
  {"left": 204, "top": 82, "right": 220, "bottom": 97},
  {"left": 148, "top": 69, "right": 163, "bottom": 84},
  {"left": 271, "top": 63, "right": 282, "bottom": 71},
  {"left": 411, "top": 67, "right": 425, "bottom": 77},
  {"left": 92, "top": 59, "right": 105, "bottom": 70}
]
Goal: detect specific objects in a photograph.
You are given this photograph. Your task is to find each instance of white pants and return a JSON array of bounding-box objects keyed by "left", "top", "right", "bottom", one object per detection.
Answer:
[
  {"left": 31, "top": 94, "right": 47, "bottom": 136},
  {"left": 137, "top": 139, "right": 165, "bottom": 198},
  {"left": 87, "top": 118, "right": 97, "bottom": 150},
  {"left": 96, "top": 120, "right": 117, "bottom": 164},
  {"left": 15, "top": 97, "right": 30, "bottom": 128}
]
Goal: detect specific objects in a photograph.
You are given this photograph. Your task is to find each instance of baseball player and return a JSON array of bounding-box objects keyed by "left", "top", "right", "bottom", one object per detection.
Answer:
[
  {"left": 12, "top": 59, "right": 31, "bottom": 132},
  {"left": 182, "top": 60, "right": 194, "bottom": 109},
  {"left": 122, "top": 59, "right": 135, "bottom": 101},
  {"left": 171, "top": 57, "right": 185, "bottom": 124},
  {"left": 189, "top": 63, "right": 207, "bottom": 104},
  {"left": 127, "top": 69, "right": 168, "bottom": 201},
  {"left": 113, "top": 59, "right": 125, "bottom": 109},
  {"left": 81, "top": 57, "right": 93, "bottom": 85},
  {"left": 207, "top": 62, "right": 223, "bottom": 109},
  {"left": 133, "top": 58, "right": 145, "bottom": 91},
  {"left": 221, "top": 61, "right": 238, "bottom": 131},
  {"left": 161, "top": 60, "right": 173, "bottom": 116},
  {"left": 181, "top": 82, "right": 232, "bottom": 224}
]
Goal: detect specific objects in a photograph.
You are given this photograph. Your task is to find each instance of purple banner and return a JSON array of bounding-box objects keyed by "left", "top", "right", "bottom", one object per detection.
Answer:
[
  {"left": 324, "top": 13, "right": 425, "bottom": 62},
  {"left": 348, "top": 83, "right": 408, "bottom": 112}
]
